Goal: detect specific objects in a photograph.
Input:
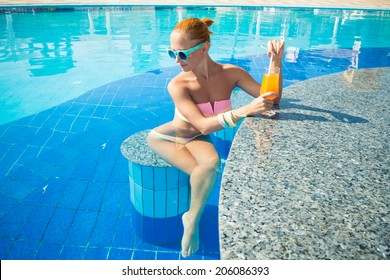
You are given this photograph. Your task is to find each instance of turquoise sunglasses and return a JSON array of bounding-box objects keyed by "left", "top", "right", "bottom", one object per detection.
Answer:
[{"left": 167, "top": 42, "right": 204, "bottom": 62}]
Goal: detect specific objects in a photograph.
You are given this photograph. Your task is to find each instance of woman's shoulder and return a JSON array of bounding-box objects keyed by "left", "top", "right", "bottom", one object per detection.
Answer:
[
  {"left": 220, "top": 63, "right": 249, "bottom": 80},
  {"left": 167, "top": 73, "right": 192, "bottom": 96},
  {"left": 169, "top": 72, "right": 190, "bottom": 87},
  {"left": 221, "top": 63, "right": 246, "bottom": 72}
]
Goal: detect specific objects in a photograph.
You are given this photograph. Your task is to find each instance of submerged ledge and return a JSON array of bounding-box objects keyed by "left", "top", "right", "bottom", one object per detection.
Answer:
[{"left": 219, "top": 67, "right": 390, "bottom": 260}]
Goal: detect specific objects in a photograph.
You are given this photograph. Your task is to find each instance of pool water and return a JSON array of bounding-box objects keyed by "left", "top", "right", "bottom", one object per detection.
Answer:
[{"left": 0, "top": 6, "right": 389, "bottom": 260}]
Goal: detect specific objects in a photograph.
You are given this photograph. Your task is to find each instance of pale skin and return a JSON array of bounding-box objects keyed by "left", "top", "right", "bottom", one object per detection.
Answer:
[{"left": 147, "top": 30, "right": 284, "bottom": 258}]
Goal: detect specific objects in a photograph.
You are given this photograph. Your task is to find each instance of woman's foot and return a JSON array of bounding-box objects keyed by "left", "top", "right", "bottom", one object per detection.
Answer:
[{"left": 181, "top": 212, "right": 199, "bottom": 258}]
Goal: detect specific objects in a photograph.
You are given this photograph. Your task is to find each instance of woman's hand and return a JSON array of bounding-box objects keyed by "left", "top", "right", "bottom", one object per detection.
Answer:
[
  {"left": 247, "top": 92, "right": 278, "bottom": 116},
  {"left": 267, "top": 40, "right": 285, "bottom": 61}
]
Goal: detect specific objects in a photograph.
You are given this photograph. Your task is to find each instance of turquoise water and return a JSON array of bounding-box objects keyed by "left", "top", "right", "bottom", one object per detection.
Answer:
[
  {"left": 0, "top": 6, "right": 389, "bottom": 260},
  {"left": 1, "top": 7, "right": 389, "bottom": 125}
]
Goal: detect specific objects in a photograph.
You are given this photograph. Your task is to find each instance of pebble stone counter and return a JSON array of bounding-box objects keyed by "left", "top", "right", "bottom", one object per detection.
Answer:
[{"left": 219, "top": 67, "right": 390, "bottom": 260}]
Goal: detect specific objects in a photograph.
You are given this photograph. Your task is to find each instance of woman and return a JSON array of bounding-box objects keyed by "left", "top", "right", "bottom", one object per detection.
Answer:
[{"left": 147, "top": 18, "right": 284, "bottom": 258}]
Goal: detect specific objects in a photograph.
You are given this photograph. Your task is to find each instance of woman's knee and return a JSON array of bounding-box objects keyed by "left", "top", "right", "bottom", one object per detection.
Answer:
[
  {"left": 146, "top": 131, "right": 157, "bottom": 151},
  {"left": 200, "top": 155, "right": 221, "bottom": 173}
]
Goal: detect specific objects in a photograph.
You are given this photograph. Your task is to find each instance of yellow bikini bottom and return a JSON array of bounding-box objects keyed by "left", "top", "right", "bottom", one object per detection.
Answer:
[{"left": 149, "top": 129, "right": 203, "bottom": 145}]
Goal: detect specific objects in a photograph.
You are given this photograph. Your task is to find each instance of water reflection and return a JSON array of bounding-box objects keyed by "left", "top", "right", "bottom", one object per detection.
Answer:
[{"left": 1, "top": 7, "right": 389, "bottom": 77}]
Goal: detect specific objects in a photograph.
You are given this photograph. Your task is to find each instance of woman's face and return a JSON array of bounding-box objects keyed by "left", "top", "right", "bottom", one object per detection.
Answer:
[{"left": 170, "top": 31, "right": 204, "bottom": 72}]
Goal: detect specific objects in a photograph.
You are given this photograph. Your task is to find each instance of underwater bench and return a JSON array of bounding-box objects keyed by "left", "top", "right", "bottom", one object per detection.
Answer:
[
  {"left": 120, "top": 130, "right": 190, "bottom": 245},
  {"left": 120, "top": 126, "right": 240, "bottom": 245}
]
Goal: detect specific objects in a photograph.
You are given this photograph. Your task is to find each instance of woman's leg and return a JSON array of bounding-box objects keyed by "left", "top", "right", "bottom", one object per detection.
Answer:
[
  {"left": 147, "top": 132, "right": 220, "bottom": 258},
  {"left": 181, "top": 137, "right": 220, "bottom": 257}
]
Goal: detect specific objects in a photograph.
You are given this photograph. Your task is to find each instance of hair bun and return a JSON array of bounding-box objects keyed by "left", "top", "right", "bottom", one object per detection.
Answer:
[{"left": 202, "top": 18, "right": 214, "bottom": 28}]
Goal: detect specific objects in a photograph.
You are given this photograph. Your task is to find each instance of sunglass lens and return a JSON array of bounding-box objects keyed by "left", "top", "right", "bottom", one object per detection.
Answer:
[
  {"left": 168, "top": 50, "right": 176, "bottom": 59},
  {"left": 178, "top": 52, "right": 187, "bottom": 61}
]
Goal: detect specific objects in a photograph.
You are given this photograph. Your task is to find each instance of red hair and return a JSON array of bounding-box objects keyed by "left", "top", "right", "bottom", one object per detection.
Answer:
[{"left": 173, "top": 18, "right": 214, "bottom": 42}]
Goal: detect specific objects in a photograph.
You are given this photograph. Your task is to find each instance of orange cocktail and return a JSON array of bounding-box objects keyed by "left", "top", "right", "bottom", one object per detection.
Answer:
[{"left": 260, "top": 67, "right": 280, "bottom": 100}]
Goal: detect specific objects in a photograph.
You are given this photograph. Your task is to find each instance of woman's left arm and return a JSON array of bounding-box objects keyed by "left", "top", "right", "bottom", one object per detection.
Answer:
[{"left": 236, "top": 40, "right": 284, "bottom": 104}]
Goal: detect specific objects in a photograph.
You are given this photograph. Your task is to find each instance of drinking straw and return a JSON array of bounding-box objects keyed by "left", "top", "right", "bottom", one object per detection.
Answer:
[
  {"left": 267, "top": 53, "right": 273, "bottom": 75},
  {"left": 260, "top": 44, "right": 275, "bottom": 75}
]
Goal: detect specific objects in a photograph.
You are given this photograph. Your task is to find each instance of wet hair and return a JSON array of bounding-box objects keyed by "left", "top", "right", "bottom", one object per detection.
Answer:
[{"left": 173, "top": 18, "right": 214, "bottom": 43}]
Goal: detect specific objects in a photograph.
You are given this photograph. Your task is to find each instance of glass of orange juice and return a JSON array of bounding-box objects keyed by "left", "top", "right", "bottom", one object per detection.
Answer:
[{"left": 260, "top": 66, "right": 280, "bottom": 116}]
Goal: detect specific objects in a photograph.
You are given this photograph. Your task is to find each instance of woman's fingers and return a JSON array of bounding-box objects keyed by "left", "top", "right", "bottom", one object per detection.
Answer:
[{"left": 267, "top": 40, "right": 285, "bottom": 57}]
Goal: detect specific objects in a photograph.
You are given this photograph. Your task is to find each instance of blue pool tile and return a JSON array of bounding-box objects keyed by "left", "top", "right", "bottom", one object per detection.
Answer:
[
  {"left": 0, "top": 238, "right": 14, "bottom": 259},
  {"left": 166, "top": 188, "right": 178, "bottom": 217},
  {"left": 89, "top": 212, "right": 118, "bottom": 247},
  {"left": 19, "top": 205, "right": 55, "bottom": 241},
  {"left": 58, "top": 245, "right": 86, "bottom": 260},
  {"left": 132, "top": 250, "right": 156, "bottom": 260},
  {"left": 8, "top": 165, "right": 47, "bottom": 189},
  {"left": 203, "top": 216, "right": 220, "bottom": 254},
  {"left": 14, "top": 146, "right": 41, "bottom": 166},
  {"left": 0, "top": 193, "right": 19, "bottom": 218},
  {"left": 99, "top": 93, "right": 115, "bottom": 106},
  {"left": 142, "top": 188, "right": 154, "bottom": 217},
  {"left": 58, "top": 179, "right": 88, "bottom": 209},
  {"left": 65, "top": 104, "right": 83, "bottom": 116},
  {"left": 79, "top": 104, "right": 97, "bottom": 117},
  {"left": 154, "top": 190, "right": 167, "bottom": 218},
  {"left": 121, "top": 188, "right": 132, "bottom": 215},
  {"left": 42, "top": 114, "right": 62, "bottom": 130},
  {"left": 156, "top": 251, "right": 180, "bottom": 260},
  {"left": 91, "top": 157, "right": 116, "bottom": 182},
  {"left": 133, "top": 182, "right": 143, "bottom": 215},
  {"left": 70, "top": 116, "right": 90, "bottom": 133},
  {"left": 153, "top": 167, "right": 167, "bottom": 191},
  {"left": 143, "top": 215, "right": 155, "bottom": 242},
  {"left": 111, "top": 214, "right": 135, "bottom": 249},
  {"left": 7, "top": 239, "right": 39, "bottom": 260},
  {"left": 82, "top": 124, "right": 112, "bottom": 145},
  {"left": 98, "top": 139, "right": 121, "bottom": 158},
  {"left": 24, "top": 159, "right": 61, "bottom": 180},
  {"left": 178, "top": 185, "right": 190, "bottom": 215},
  {"left": 132, "top": 164, "right": 142, "bottom": 186},
  {"left": 42, "top": 208, "right": 76, "bottom": 244},
  {"left": 93, "top": 106, "right": 109, "bottom": 118},
  {"left": 53, "top": 143, "right": 84, "bottom": 162},
  {"left": 23, "top": 176, "right": 69, "bottom": 207},
  {"left": 79, "top": 181, "right": 106, "bottom": 211},
  {"left": 166, "top": 168, "right": 179, "bottom": 190},
  {"left": 203, "top": 253, "right": 220, "bottom": 260},
  {"left": 133, "top": 235, "right": 157, "bottom": 252},
  {"left": 107, "top": 248, "right": 133, "bottom": 260},
  {"left": 0, "top": 203, "right": 34, "bottom": 239},
  {"left": 142, "top": 166, "right": 154, "bottom": 189},
  {"left": 33, "top": 243, "right": 62, "bottom": 260},
  {"left": 101, "top": 182, "right": 126, "bottom": 213},
  {"left": 65, "top": 209, "right": 98, "bottom": 246},
  {"left": 109, "top": 158, "right": 129, "bottom": 183},
  {"left": 83, "top": 247, "right": 109, "bottom": 260},
  {"left": 55, "top": 115, "right": 75, "bottom": 132},
  {"left": 1, "top": 125, "right": 37, "bottom": 143},
  {"left": 204, "top": 200, "right": 219, "bottom": 216},
  {"left": 105, "top": 106, "right": 121, "bottom": 119},
  {"left": 63, "top": 134, "right": 95, "bottom": 154},
  {"left": 39, "top": 149, "right": 71, "bottom": 168},
  {"left": 71, "top": 154, "right": 99, "bottom": 180},
  {"left": 104, "top": 119, "right": 131, "bottom": 138}
]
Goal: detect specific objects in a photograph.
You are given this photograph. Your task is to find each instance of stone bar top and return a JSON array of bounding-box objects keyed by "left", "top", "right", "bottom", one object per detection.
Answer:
[{"left": 219, "top": 67, "right": 389, "bottom": 259}]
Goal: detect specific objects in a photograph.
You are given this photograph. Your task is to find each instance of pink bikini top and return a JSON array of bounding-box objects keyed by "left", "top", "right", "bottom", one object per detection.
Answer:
[{"left": 175, "top": 99, "right": 232, "bottom": 123}]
